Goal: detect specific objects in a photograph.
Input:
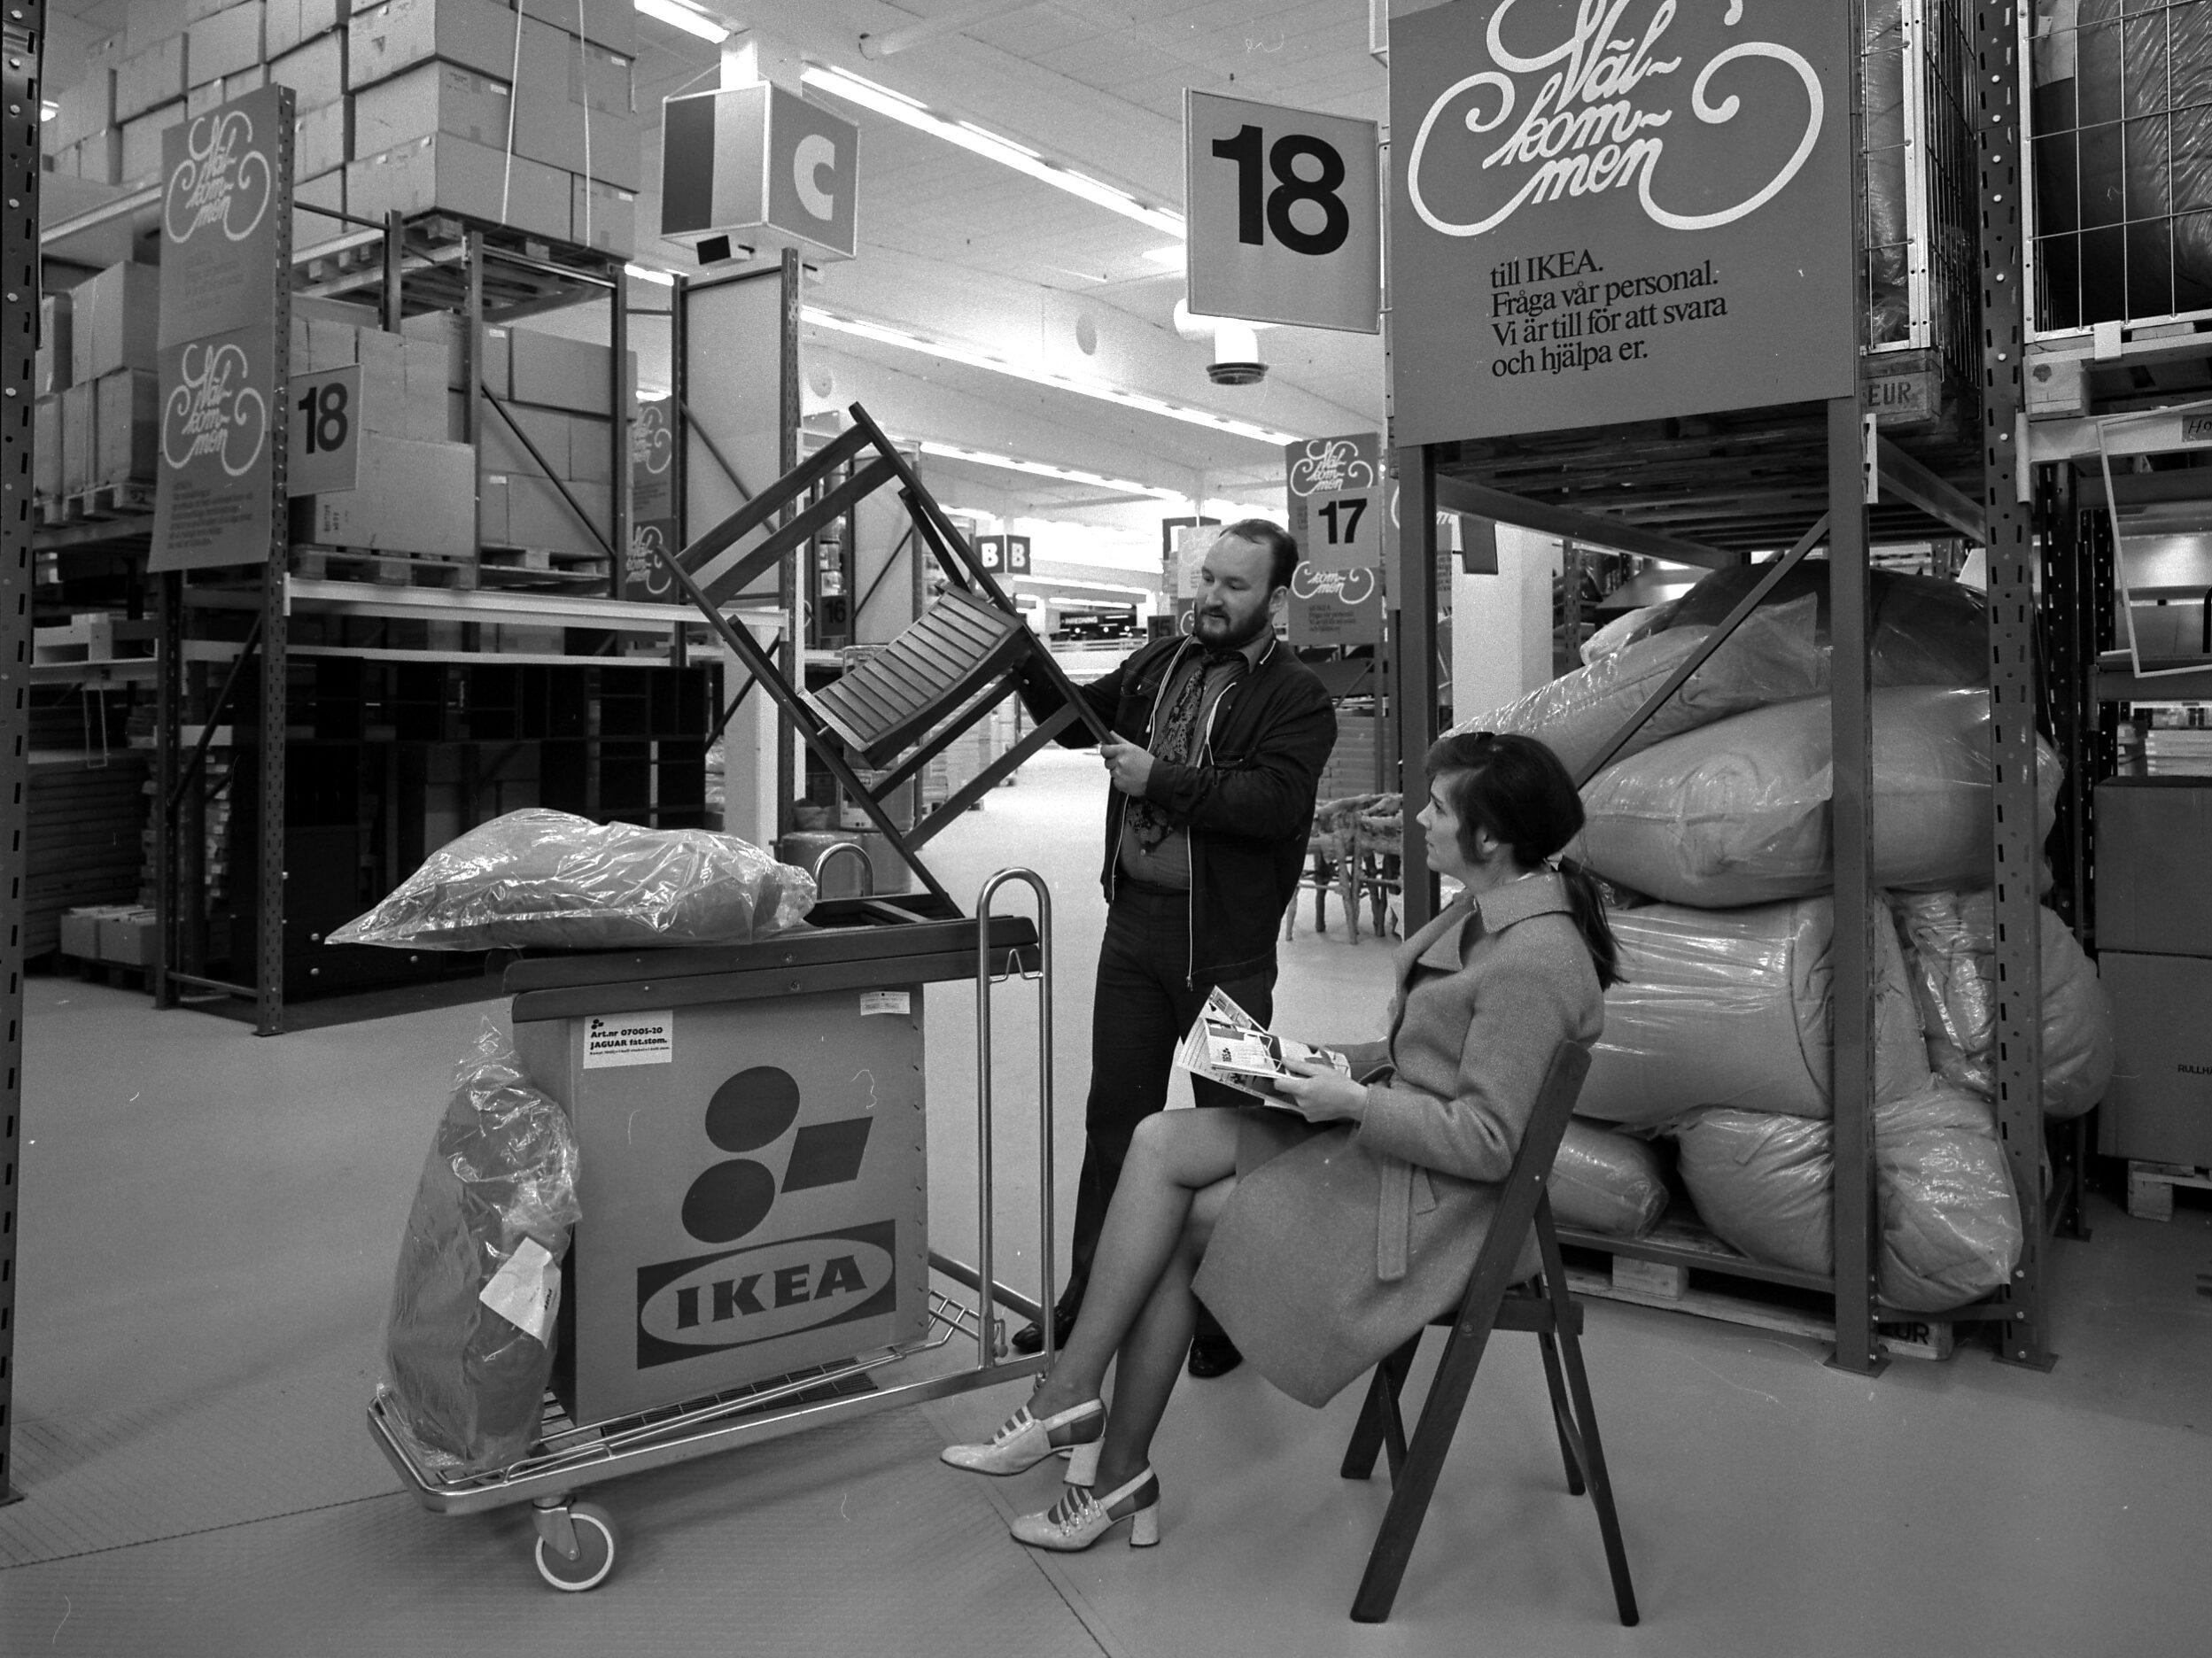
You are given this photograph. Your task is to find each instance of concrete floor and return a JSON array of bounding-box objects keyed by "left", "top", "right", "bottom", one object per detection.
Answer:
[{"left": 2, "top": 748, "right": 2206, "bottom": 1655}]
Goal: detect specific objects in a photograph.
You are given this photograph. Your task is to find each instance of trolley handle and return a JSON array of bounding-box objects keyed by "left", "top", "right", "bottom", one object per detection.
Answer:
[{"left": 974, "top": 869, "right": 1054, "bottom": 1369}]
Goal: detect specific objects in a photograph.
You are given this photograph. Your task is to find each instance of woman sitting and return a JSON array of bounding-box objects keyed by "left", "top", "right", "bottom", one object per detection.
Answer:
[{"left": 942, "top": 731, "right": 1621, "bottom": 1551}]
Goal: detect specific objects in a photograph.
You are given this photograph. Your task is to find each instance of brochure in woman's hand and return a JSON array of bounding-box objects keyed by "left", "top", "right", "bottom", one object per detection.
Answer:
[{"left": 1174, "top": 987, "right": 1351, "bottom": 1109}]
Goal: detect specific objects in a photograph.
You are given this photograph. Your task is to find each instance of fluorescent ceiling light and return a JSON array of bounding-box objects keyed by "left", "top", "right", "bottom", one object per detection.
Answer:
[
  {"left": 916, "top": 440, "right": 1184, "bottom": 502},
  {"left": 1143, "top": 246, "right": 1185, "bottom": 269},
  {"left": 801, "top": 306, "right": 1301, "bottom": 447},
  {"left": 801, "top": 64, "right": 1186, "bottom": 239},
  {"left": 624, "top": 262, "right": 677, "bottom": 286},
  {"left": 634, "top": 0, "right": 729, "bottom": 43}
]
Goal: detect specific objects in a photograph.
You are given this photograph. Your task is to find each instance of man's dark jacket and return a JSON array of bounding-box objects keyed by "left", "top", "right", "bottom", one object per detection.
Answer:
[{"left": 1029, "top": 632, "right": 1336, "bottom": 981}]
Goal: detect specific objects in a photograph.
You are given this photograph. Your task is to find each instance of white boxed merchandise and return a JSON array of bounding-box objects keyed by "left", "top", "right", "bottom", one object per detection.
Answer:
[
  {"left": 187, "top": 64, "right": 267, "bottom": 118},
  {"left": 400, "top": 309, "right": 467, "bottom": 388},
  {"left": 37, "top": 292, "right": 71, "bottom": 396},
  {"left": 50, "top": 68, "right": 114, "bottom": 148},
  {"left": 60, "top": 384, "right": 96, "bottom": 493},
  {"left": 114, "top": 35, "right": 189, "bottom": 121},
  {"left": 75, "top": 129, "right": 127, "bottom": 186},
  {"left": 187, "top": 3, "right": 267, "bottom": 87},
  {"left": 93, "top": 368, "right": 160, "bottom": 486},
  {"left": 507, "top": 475, "right": 610, "bottom": 554},
  {"left": 270, "top": 28, "right": 348, "bottom": 112},
  {"left": 479, "top": 402, "right": 569, "bottom": 476},
  {"left": 294, "top": 434, "right": 476, "bottom": 556},
  {"left": 347, "top": 0, "right": 521, "bottom": 89},
  {"left": 570, "top": 175, "right": 634, "bottom": 257},
  {"left": 349, "top": 133, "right": 569, "bottom": 244},
  {"left": 517, "top": 0, "right": 634, "bottom": 55},
  {"left": 34, "top": 397, "right": 62, "bottom": 501},
  {"left": 71, "top": 262, "right": 160, "bottom": 384},
  {"left": 120, "top": 101, "right": 186, "bottom": 185},
  {"left": 293, "top": 169, "right": 347, "bottom": 253},
  {"left": 125, "top": 3, "right": 189, "bottom": 50},
  {"left": 268, "top": 0, "right": 349, "bottom": 59},
  {"left": 293, "top": 97, "right": 351, "bottom": 179},
  {"left": 564, "top": 412, "right": 614, "bottom": 484},
  {"left": 508, "top": 326, "right": 633, "bottom": 414},
  {"left": 353, "top": 60, "right": 509, "bottom": 154}
]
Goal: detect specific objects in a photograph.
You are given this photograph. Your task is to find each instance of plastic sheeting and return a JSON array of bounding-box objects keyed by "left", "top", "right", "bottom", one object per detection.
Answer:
[
  {"left": 331, "top": 809, "right": 817, "bottom": 951},
  {"left": 1579, "top": 895, "right": 1929, "bottom": 1127},
  {"left": 381, "top": 1023, "right": 582, "bottom": 1476},
  {"left": 1891, "top": 890, "right": 2116, "bottom": 1120},
  {"left": 1628, "top": 563, "right": 1989, "bottom": 688},
  {"left": 1865, "top": 0, "right": 1912, "bottom": 344},
  {"left": 1450, "top": 598, "right": 1824, "bottom": 781},
  {"left": 1580, "top": 606, "right": 1662, "bottom": 665},
  {"left": 1548, "top": 1119, "right": 1670, "bottom": 1237},
  {"left": 1575, "top": 687, "right": 2061, "bottom": 909},
  {"left": 1672, "top": 1080, "right": 2024, "bottom": 1314}
]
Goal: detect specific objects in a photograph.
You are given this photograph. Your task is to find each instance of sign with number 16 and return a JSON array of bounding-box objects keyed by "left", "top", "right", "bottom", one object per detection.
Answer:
[{"left": 1185, "top": 90, "right": 1380, "bottom": 335}]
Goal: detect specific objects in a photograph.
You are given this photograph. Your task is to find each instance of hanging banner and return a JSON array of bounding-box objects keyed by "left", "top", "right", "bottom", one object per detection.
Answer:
[
  {"left": 158, "top": 86, "right": 290, "bottom": 348},
  {"left": 626, "top": 396, "right": 679, "bottom": 601},
  {"left": 150, "top": 326, "right": 278, "bottom": 571},
  {"left": 1388, "top": 0, "right": 1854, "bottom": 445}
]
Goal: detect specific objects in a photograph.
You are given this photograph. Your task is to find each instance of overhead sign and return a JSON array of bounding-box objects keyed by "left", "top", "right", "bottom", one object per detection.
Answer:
[
  {"left": 1186, "top": 90, "right": 1380, "bottom": 334},
  {"left": 661, "top": 83, "right": 860, "bottom": 261},
  {"left": 286, "top": 364, "right": 359, "bottom": 496},
  {"left": 975, "top": 534, "right": 1031, "bottom": 575},
  {"left": 1285, "top": 433, "right": 1381, "bottom": 569},
  {"left": 1389, "top": 0, "right": 1854, "bottom": 445},
  {"left": 159, "top": 85, "right": 290, "bottom": 348}
]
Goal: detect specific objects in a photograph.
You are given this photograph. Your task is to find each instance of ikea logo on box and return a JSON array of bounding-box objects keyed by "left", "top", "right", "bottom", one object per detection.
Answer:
[{"left": 635, "top": 1221, "right": 896, "bottom": 1369}]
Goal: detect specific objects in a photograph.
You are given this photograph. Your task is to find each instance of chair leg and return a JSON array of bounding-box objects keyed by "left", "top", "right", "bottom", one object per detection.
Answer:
[
  {"left": 1339, "top": 1336, "right": 1419, "bottom": 1480},
  {"left": 1535, "top": 1329, "right": 1587, "bottom": 1497},
  {"left": 1556, "top": 1321, "right": 1639, "bottom": 1628}
]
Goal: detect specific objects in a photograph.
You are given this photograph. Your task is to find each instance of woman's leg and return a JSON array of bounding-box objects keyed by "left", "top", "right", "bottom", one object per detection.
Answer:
[{"left": 1030, "top": 1109, "right": 1240, "bottom": 1417}]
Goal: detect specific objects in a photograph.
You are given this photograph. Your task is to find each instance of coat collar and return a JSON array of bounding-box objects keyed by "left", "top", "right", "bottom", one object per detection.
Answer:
[{"left": 1409, "top": 872, "right": 1573, "bottom": 972}]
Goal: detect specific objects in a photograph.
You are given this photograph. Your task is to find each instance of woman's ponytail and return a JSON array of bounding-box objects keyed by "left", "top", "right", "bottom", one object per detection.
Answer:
[{"left": 1556, "top": 855, "right": 1621, "bottom": 990}]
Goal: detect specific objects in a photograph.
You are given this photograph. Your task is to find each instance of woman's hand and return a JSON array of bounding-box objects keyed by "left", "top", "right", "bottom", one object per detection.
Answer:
[{"left": 1276, "top": 1057, "right": 1369, "bottom": 1123}]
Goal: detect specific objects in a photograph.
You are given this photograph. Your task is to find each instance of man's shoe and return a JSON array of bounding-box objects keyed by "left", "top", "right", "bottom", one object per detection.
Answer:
[
  {"left": 1185, "top": 1331, "right": 1243, "bottom": 1378},
  {"left": 1011, "top": 1300, "right": 1079, "bottom": 1356}
]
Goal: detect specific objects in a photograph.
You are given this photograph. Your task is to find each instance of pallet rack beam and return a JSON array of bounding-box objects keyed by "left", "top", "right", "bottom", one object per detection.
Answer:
[
  {"left": 1, "top": 0, "right": 47, "bottom": 1508},
  {"left": 1431, "top": 473, "right": 1740, "bottom": 571}
]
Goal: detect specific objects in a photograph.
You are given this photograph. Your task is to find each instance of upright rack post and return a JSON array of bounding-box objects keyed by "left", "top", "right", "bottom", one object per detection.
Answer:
[
  {"left": 1974, "top": 0, "right": 2053, "bottom": 1369},
  {"left": 0, "top": 0, "right": 47, "bottom": 1507},
  {"left": 1393, "top": 445, "right": 1439, "bottom": 933}
]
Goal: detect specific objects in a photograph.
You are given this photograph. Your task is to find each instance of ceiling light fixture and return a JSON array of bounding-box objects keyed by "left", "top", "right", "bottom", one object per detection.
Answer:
[
  {"left": 1142, "top": 246, "right": 1185, "bottom": 269},
  {"left": 633, "top": 0, "right": 730, "bottom": 44},
  {"left": 914, "top": 440, "right": 1186, "bottom": 502},
  {"left": 624, "top": 262, "right": 678, "bottom": 286},
  {"left": 800, "top": 306, "right": 1302, "bottom": 447},
  {"left": 800, "top": 63, "right": 1186, "bottom": 240}
]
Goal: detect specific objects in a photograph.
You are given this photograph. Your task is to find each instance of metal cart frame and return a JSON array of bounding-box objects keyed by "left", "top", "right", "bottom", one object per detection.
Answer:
[{"left": 367, "top": 870, "right": 1060, "bottom": 1589}]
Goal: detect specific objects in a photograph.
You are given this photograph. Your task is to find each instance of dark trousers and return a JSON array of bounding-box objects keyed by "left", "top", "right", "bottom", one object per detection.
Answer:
[{"left": 1059, "top": 882, "right": 1277, "bottom": 1330}]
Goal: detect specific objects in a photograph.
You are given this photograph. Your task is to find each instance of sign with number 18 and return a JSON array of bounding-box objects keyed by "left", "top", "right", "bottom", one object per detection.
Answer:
[{"left": 1185, "top": 90, "right": 1380, "bottom": 335}]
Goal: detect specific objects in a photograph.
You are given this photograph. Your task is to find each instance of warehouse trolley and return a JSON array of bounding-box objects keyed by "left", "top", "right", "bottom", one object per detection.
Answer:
[{"left": 367, "top": 873, "right": 1060, "bottom": 1590}]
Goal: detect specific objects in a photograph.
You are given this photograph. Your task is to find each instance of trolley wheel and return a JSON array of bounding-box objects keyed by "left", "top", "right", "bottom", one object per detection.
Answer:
[{"left": 533, "top": 1501, "right": 619, "bottom": 1592}]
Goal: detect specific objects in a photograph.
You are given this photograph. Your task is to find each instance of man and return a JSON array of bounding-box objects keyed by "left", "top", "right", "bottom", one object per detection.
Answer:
[{"left": 1016, "top": 521, "right": 1336, "bottom": 1375}]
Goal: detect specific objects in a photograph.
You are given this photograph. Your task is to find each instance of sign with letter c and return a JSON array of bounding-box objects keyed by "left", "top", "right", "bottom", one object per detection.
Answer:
[{"left": 661, "top": 84, "right": 860, "bottom": 261}]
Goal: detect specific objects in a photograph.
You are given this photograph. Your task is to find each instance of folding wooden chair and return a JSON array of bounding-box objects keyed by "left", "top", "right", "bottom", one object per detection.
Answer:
[{"left": 1339, "top": 1042, "right": 1639, "bottom": 1626}]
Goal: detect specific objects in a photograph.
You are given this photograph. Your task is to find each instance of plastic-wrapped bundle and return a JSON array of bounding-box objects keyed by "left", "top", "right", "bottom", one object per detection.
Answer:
[
  {"left": 1450, "top": 598, "right": 1823, "bottom": 781},
  {"left": 1575, "top": 687, "right": 2061, "bottom": 909},
  {"left": 1890, "top": 891, "right": 2115, "bottom": 1120},
  {"left": 1627, "top": 564, "right": 1989, "bottom": 688},
  {"left": 1580, "top": 606, "right": 1662, "bottom": 665},
  {"left": 1672, "top": 1081, "right": 2024, "bottom": 1313},
  {"left": 1864, "top": 0, "right": 1912, "bottom": 344},
  {"left": 1580, "top": 896, "right": 1929, "bottom": 1127},
  {"left": 1548, "top": 1119, "right": 1670, "bottom": 1237},
  {"left": 382, "top": 1023, "right": 581, "bottom": 1475},
  {"left": 330, "top": 809, "right": 817, "bottom": 951}
]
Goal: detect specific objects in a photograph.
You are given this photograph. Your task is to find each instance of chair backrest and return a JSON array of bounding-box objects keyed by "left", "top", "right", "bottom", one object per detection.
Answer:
[{"left": 1446, "top": 1042, "right": 1593, "bottom": 1323}]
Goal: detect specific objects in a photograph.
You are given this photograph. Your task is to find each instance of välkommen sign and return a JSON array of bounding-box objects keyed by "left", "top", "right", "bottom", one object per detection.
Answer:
[{"left": 1388, "top": 0, "right": 1855, "bottom": 446}]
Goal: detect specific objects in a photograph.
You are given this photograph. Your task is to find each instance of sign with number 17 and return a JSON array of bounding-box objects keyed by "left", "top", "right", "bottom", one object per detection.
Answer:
[{"left": 1185, "top": 90, "right": 1380, "bottom": 335}]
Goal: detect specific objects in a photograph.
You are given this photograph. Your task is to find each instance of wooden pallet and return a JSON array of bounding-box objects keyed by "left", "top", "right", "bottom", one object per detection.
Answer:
[
  {"left": 39, "top": 479, "right": 157, "bottom": 525},
  {"left": 293, "top": 209, "right": 625, "bottom": 317},
  {"left": 1564, "top": 1262, "right": 1956, "bottom": 1362},
  {"left": 291, "top": 545, "right": 479, "bottom": 590},
  {"left": 477, "top": 544, "right": 609, "bottom": 587},
  {"left": 2124, "top": 1161, "right": 2212, "bottom": 1223}
]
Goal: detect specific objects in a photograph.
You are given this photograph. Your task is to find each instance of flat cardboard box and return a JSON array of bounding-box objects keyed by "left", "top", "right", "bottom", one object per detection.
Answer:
[
  {"left": 2092, "top": 778, "right": 2212, "bottom": 956},
  {"left": 446, "top": 389, "right": 470, "bottom": 440},
  {"left": 50, "top": 69, "right": 115, "bottom": 148},
  {"left": 306, "top": 315, "right": 360, "bottom": 373},
  {"left": 353, "top": 59, "right": 510, "bottom": 154},
  {"left": 348, "top": 132, "right": 569, "bottom": 244},
  {"left": 270, "top": 29, "right": 348, "bottom": 112},
  {"left": 401, "top": 309, "right": 466, "bottom": 388},
  {"left": 187, "top": 3, "right": 267, "bottom": 87},
  {"left": 61, "top": 383, "right": 97, "bottom": 492},
  {"left": 507, "top": 474, "right": 610, "bottom": 554},
  {"left": 294, "top": 433, "right": 476, "bottom": 556},
  {"left": 570, "top": 41, "right": 632, "bottom": 113},
  {"left": 477, "top": 471, "right": 508, "bottom": 543},
  {"left": 508, "top": 325, "right": 628, "bottom": 414},
  {"left": 355, "top": 327, "right": 408, "bottom": 424},
  {"left": 517, "top": 0, "right": 635, "bottom": 56},
  {"left": 120, "top": 101, "right": 185, "bottom": 185},
  {"left": 38, "top": 292, "right": 72, "bottom": 396},
  {"left": 125, "top": 4, "right": 189, "bottom": 51},
  {"left": 93, "top": 368, "right": 160, "bottom": 486},
  {"left": 74, "top": 128, "right": 126, "bottom": 186},
  {"left": 188, "top": 0, "right": 239, "bottom": 21},
  {"left": 479, "top": 400, "right": 569, "bottom": 476},
  {"left": 115, "top": 36, "right": 189, "bottom": 122},
  {"left": 294, "top": 97, "right": 351, "bottom": 190},
  {"left": 564, "top": 412, "right": 614, "bottom": 484},
  {"left": 98, "top": 910, "right": 159, "bottom": 967},
  {"left": 347, "top": 0, "right": 522, "bottom": 89},
  {"left": 268, "top": 0, "right": 348, "bottom": 58},
  {"left": 58, "top": 909, "right": 105, "bottom": 959},
  {"left": 71, "top": 262, "right": 160, "bottom": 384},
  {"left": 186, "top": 65, "right": 267, "bottom": 119},
  {"left": 570, "top": 174, "right": 635, "bottom": 257},
  {"left": 403, "top": 337, "right": 448, "bottom": 438},
  {"left": 34, "top": 397, "right": 63, "bottom": 500},
  {"left": 2099, "top": 949, "right": 2212, "bottom": 1166}
]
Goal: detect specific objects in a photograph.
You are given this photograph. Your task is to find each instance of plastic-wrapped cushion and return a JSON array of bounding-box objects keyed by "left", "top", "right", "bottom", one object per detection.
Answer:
[
  {"left": 1891, "top": 891, "right": 2115, "bottom": 1119},
  {"left": 330, "top": 809, "right": 817, "bottom": 951},
  {"left": 1548, "top": 1119, "right": 1670, "bottom": 1236},
  {"left": 382, "top": 1023, "right": 581, "bottom": 1476},
  {"left": 1874, "top": 1081, "right": 2024, "bottom": 1313},
  {"left": 1575, "top": 687, "right": 2061, "bottom": 908},
  {"left": 1627, "top": 564, "right": 1989, "bottom": 688},
  {"left": 1673, "top": 1108, "right": 1834, "bottom": 1275},
  {"left": 1450, "top": 597, "right": 1824, "bottom": 780},
  {"left": 1581, "top": 606, "right": 1663, "bottom": 664},
  {"left": 1579, "top": 896, "right": 1929, "bottom": 1127},
  {"left": 1864, "top": 0, "right": 1912, "bottom": 344}
]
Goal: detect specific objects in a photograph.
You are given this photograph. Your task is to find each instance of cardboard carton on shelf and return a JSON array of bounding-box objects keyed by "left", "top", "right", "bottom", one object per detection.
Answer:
[
  {"left": 113, "top": 35, "right": 188, "bottom": 123},
  {"left": 270, "top": 27, "right": 348, "bottom": 112},
  {"left": 570, "top": 39, "right": 633, "bottom": 113},
  {"left": 59, "top": 382, "right": 97, "bottom": 494},
  {"left": 400, "top": 309, "right": 470, "bottom": 389},
  {"left": 564, "top": 411, "right": 615, "bottom": 484},
  {"left": 477, "top": 470, "right": 508, "bottom": 544},
  {"left": 2099, "top": 949, "right": 2212, "bottom": 1168},
  {"left": 74, "top": 129, "right": 126, "bottom": 187},
  {"left": 48, "top": 67, "right": 114, "bottom": 150},
  {"left": 479, "top": 400, "right": 570, "bottom": 477},
  {"left": 186, "top": 63, "right": 268, "bottom": 119},
  {"left": 124, "top": 3, "right": 188, "bottom": 51},
  {"left": 402, "top": 336, "right": 448, "bottom": 438},
  {"left": 119, "top": 101, "right": 185, "bottom": 186},
  {"left": 294, "top": 434, "right": 477, "bottom": 557},
  {"left": 505, "top": 474, "right": 612, "bottom": 555},
  {"left": 570, "top": 175, "right": 634, "bottom": 258},
  {"left": 347, "top": 131, "right": 570, "bottom": 244},
  {"left": 98, "top": 910, "right": 160, "bottom": 968},
  {"left": 37, "top": 292, "right": 72, "bottom": 396},
  {"left": 92, "top": 368, "right": 160, "bottom": 487},
  {"left": 187, "top": 0, "right": 240, "bottom": 21},
  {"left": 346, "top": 0, "right": 524, "bottom": 89},
  {"left": 187, "top": 2, "right": 268, "bottom": 88},
  {"left": 517, "top": 0, "right": 636, "bottom": 56},
  {"left": 268, "top": 0, "right": 348, "bottom": 59},
  {"left": 507, "top": 326, "right": 633, "bottom": 415},
  {"left": 513, "top": 18, "right": 640, "bottom": 189},
  {"left": 293, "top": 167, "right": 347, "bottom": 254},
  {"left": 353, "top": 59, "right": 509, "bottom": 155},
  {"left": 34, "top": 398, "right": 62, "bottom": 502}
]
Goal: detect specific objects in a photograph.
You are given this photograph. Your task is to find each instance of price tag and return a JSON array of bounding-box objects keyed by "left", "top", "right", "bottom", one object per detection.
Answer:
[
  {"left": 1305, "top": 485, "right": 1378, "bottom": 573},
  {"left": 286, "top": 363, "right": 359, "bottom": 496},
  {"left": 1185, "top": 90, "right": 1380, "bottom": 335}
]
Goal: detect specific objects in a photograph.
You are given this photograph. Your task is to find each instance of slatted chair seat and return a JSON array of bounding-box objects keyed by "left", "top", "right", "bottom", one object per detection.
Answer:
[{"left": 804, "top": 586, "right": 1038, "bottom": 768}]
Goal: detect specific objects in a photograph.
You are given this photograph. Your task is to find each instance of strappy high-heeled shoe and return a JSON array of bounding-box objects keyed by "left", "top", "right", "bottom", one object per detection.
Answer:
[
  {"left": 940, "top": 1398, "right": 1105, "bottom": 1484},
  {"left": 1010, "top": 1468, "right": 1160, "bottom": 1552}
]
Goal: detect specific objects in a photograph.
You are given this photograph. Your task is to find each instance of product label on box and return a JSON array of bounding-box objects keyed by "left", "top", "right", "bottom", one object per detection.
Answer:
[
  {"left": 479, "top": 1237, "right": 561, "bottom": 1344},
  {"left": 859, "top": 990, "right": 911, "bottom": 1018},
  {"left": 584, "top": 1011, "right": 674, "bottom": 1068}
]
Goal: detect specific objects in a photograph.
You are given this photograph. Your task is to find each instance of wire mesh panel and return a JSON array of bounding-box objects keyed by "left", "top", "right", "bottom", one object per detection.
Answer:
[
  {"left": 1867, "top": 2, "right": 1983, "bottom": 376},
  {"left": 2025, "top": 0, "right": 2212, "bottom": 333}
]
